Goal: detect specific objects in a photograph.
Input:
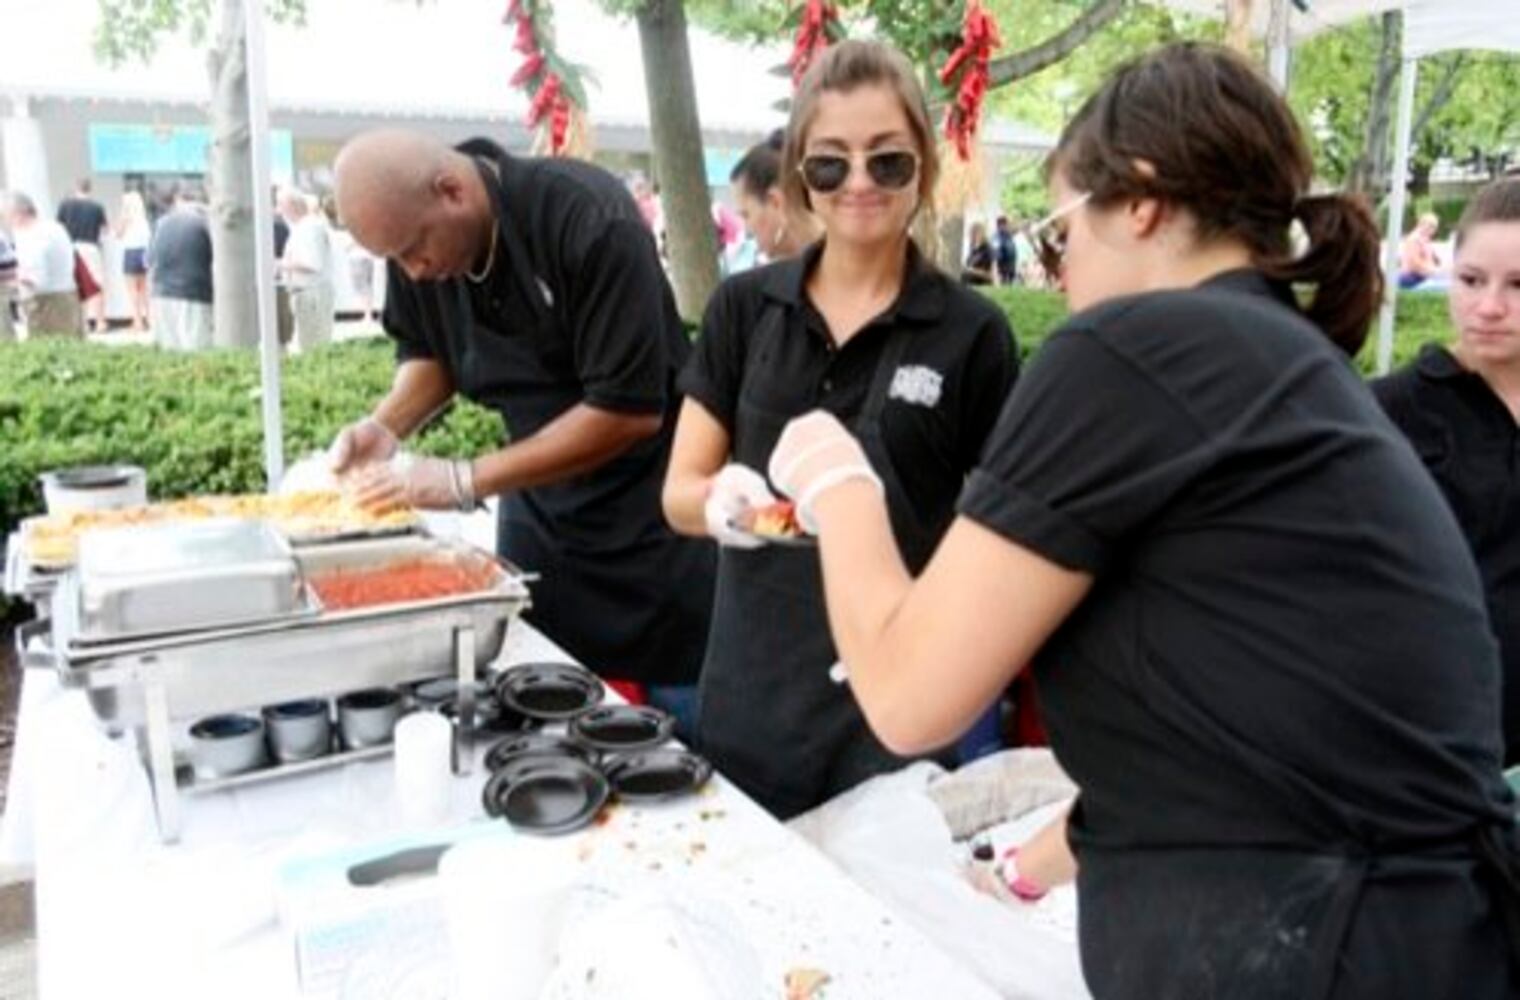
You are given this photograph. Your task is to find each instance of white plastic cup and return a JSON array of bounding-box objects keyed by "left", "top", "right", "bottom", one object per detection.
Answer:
[
  {"left": 392, "top": 711, "right": 453, "bottom": 828},
  {"left": 438, "top": 835, "right": 580, "bottom": 1000}
]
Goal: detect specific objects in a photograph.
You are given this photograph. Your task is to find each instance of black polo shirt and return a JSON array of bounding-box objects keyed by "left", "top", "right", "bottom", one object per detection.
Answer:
[
  {"left": 1374, "top": 344, "right": 1520, "bottom": 762},
  {"left": 383, "top": 138, "right": 688, "bottom": 554},
  {"left": 680, "top": 242, "right": 1018, "bottom": 570},
  {"left": 57, "top": 196, "right": 106, "bottom": 245},
  {"left": 961, "top": 269, "right": 1511, "bottom": 851}
]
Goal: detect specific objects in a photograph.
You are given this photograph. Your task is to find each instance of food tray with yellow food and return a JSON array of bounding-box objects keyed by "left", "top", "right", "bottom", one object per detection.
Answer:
[{"left": 19, "top": 490, "right": 420, "bottom": 569}]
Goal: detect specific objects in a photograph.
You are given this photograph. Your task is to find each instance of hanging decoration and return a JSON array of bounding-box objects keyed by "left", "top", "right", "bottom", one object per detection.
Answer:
[
  {"left": 938, "top": 0, "right": 1002, "bottom": 162},
  {"left": 504, "top": 0, "right": 593, "bottom": 157},
  {"left": 786, "top": 0, "right": 845, "bottom": 90}
]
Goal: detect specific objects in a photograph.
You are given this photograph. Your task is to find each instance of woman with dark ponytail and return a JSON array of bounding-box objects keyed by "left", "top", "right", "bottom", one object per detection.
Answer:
[{"left": 759, "top": 43, "right": 1519, "bottom": 998}]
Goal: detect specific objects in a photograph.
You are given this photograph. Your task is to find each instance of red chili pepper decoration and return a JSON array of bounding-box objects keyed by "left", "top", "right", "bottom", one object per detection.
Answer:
[
  {"left": 938, "top": 0, "right": 1002, "bottom": 161},
  {"left": 503, "top": 0, "right": 584, "bottom": 156},
  {"left": 787, "top": 0, "right": 841, "bottom": 89}
]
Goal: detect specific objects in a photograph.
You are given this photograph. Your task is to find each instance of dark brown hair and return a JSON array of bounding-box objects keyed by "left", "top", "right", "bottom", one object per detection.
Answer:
[
  {"left": 1455, "top": 178, "right": 1520, "bottom": 251},
  {"left": 1052, "top": 43, "right": 1383, "bottom": 355},
  {"left": 781, "top": 40, "right": 939, "bottom": 220},
  {"left": 731, "top": 129, "right": 785, "bottom": 196}
]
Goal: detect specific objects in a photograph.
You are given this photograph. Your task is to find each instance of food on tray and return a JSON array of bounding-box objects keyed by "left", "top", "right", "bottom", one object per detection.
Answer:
[
  {"left": 784, "top": 967, "right": 831, "bottom": 1000},
  {"left": 20, "top": 490, "right": 419, "bottom": 567},
  {"left": 748, "top": 500, "right": 804, "bottom": 539},
  {"left": 308, "top": 558, "right": 498, "bottom": 610}
]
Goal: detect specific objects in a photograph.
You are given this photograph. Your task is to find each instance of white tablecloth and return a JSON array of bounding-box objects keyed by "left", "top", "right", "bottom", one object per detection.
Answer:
[{"left": 0, "top": 620, "right": 1000, "bottom": 1000}]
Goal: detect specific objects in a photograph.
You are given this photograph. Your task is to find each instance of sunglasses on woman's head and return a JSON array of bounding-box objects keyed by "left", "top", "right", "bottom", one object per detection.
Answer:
[
  {"left": 1029, "top": 192, "right": 1093, "bottom": 277},
  {"left": 798, "top": 150, "right": 920, "bottom": 194}
]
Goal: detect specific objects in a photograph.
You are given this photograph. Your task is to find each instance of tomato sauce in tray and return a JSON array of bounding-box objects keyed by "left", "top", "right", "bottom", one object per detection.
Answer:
[{"left": 309, "top": 558, "right": 499, "bottom": 611}]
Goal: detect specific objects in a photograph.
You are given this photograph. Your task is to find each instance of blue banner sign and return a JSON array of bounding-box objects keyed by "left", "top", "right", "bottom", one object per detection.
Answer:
[{"left": 89, "top": 124, "right": 294, "bottom": 176}]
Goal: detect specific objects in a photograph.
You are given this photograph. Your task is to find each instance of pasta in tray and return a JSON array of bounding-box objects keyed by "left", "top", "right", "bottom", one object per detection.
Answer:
[{"left": 21, "top": 490, "right": 419, "bottom": 568}]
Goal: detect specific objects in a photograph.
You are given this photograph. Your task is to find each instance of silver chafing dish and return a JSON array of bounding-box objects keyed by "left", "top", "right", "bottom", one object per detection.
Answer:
[{"left": 17, "top": 530, "right": 532, "bottom": 841}]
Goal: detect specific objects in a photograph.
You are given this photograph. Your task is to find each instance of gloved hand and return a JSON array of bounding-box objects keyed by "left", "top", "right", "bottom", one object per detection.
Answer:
[
  {"left": 767, "top": 411, "right": 883, "bottom": 534},
  {"left": 346, "top": 452, "right": 476, "bottom": 512},
  {"left": 703, "top": 463, "right": 777, "bottom": 549},
  {"left": 327, "top": 416, "right": 399, "bottom": 475}
]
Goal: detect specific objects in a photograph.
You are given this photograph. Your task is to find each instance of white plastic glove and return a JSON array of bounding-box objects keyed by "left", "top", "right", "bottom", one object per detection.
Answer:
[
  {"left": 346, "top": 452, "right": 476, "bottom": 512},
  {"left": 703, "top": 463, "right": 777, "bottom": 549},
  {"left": 327, "top": 416, "right": 399, "bottom": 475},
  {"left": 767, "top": 410, "right": 883, "bottom": 533}
]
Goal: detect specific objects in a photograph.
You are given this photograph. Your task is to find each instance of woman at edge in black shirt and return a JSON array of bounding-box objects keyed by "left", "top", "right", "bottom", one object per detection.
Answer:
[
  {"left": 765, "top": 44, "right": 1520, "bottom": 999},
  {"left": 1375, "top": 178, "right": 1520, "bottom": 765}
]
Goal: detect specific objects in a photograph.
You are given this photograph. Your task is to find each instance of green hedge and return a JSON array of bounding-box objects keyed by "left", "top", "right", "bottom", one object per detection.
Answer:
[
  {"left": 0, "top": 288, "right": 1452, "bottom": 537},
  {"left": 0, "top": 339, "right": 503, "bottom": 537}
]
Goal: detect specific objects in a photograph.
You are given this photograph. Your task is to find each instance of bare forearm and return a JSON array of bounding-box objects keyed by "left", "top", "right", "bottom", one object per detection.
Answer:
[
  {"left": 813, "top": 483, "right": 921, "bottom": 720},
  {"left": 663, "top": 471, "right": 712, "bottom": 537},
  {"left": 373, "top": 360, "right": 454, "bottom": 439},
  {"left": 470, "top": 404, "right": 661, "bottom": 497}
]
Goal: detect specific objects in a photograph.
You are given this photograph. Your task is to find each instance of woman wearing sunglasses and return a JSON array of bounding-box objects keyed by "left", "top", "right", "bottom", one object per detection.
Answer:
[
  {"left": 662, "top": 39, "right": 1018, "bottom": 819},
  {"left": 764, "top": 43, "right": 1519, "bottom": 997}
]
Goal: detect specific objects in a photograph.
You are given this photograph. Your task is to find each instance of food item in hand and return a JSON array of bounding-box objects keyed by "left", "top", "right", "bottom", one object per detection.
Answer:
[
  {"left": 748, "top": 500, "right": 803, "bottom": 539},
  {"left": 309, "top": 558, "right": 498, "bottom": 610}
]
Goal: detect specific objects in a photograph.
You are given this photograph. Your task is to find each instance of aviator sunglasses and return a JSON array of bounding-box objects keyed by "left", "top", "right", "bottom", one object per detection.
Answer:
[
  {"left": 798, "top": 149, "right": 921, "bottom": 194},
  {"left": 1029, "top": 191, "right": 1093, "bottom": 277}
]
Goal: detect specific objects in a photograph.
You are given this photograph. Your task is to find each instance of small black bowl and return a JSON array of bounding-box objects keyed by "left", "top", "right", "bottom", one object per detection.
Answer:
[
  {"left": 481, "top": 756, "right": 609, "bottom": 835},
  {"left": 569, "top": 705, "right": 675, "bottom": 754},
  {"left": 602, "top": 749, "right": 714, "bottom": 803},
  {"left": 494, "top": 662, "right": 605, "bottom": 721}
]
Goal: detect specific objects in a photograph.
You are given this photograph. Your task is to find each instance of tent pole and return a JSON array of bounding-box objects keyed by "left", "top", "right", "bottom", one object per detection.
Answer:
[
  {"left": 1376, "top": 56, "right": 1419, "bottom": 376},
  {"left": 1267, "top": 0, "right": 1292, "bottom": 91},
  {"left": 245, "top": 0, "right": 284, "bottom": 489}
]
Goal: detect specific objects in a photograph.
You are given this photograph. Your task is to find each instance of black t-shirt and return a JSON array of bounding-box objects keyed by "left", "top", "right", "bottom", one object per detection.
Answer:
[
  {"left": 960, "top": 269, "right": 1511, "bottom": 853},
  {"left": 384, "top": 139, "right": 690, "bottom": 554},
  {"left": 56, "top": 196, "right": 106, "bottom": 245},
  {"left": 681, "top": 241, "right": 1018, "bottom": 570},
  {"left": 148, "top": 208, "right": 213, "bottom": 304},
  {"left": 1374, "top": 344, "right": 1520, "bottom": 763}
]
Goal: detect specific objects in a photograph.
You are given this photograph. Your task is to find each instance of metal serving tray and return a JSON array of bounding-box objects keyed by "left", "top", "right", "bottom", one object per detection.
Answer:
[
  {"left": 31, "top": 535, "right": 531, "bottom": 730},
  {"left": 73, "top": 518, "right": 306, "bottom": 642}
]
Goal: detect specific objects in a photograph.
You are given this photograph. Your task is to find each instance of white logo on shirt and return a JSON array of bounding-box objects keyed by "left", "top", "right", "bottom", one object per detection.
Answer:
[
  {"left": 535, "top": 276, "right": 555, "bottom": 308},
  {"left": 889, "top": 365, "right": 944, "bottom": 408}
]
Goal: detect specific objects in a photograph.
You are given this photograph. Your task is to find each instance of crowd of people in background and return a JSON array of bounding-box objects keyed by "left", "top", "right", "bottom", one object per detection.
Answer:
[{"left": 0, "top": 178, "right": 363, "bottom": 350}]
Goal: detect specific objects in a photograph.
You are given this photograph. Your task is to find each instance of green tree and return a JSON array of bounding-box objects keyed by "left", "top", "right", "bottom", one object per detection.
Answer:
[
  {"left": 96, "top": 0, "right": 306, "bottom": 353},
  {"left": 1289, "top": 15, "right": 1520, "bottom": 199}
]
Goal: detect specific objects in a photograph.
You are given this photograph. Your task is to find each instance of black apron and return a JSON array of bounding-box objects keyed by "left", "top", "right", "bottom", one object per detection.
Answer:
[
  {"left": 697, "top": 307, "right": 952, "bottom": 819},
  {"left": 465, "top": 156, "right": 713, "bottom": 686}
]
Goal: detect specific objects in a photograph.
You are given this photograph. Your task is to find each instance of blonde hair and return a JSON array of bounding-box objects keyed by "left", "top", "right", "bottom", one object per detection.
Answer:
[
  {"left": 781, "top": 40, "right": 939, "bottom": 235},
  {"left": 120, "top": 190, "right": 147, "bottom": 225}
]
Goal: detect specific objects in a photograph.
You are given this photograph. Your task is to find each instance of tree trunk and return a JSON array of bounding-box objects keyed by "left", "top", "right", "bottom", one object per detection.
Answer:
[
  {"left": 206, "top": 0, "right": 258, "bottom": 348},
  {"left": 1347, "top": 11, "right": 1401, "bottom": 196},
  {"left": 1225, "top": 0, "right": 1255, "bottom": 55},
  {"left": 635, "top": 0, "right": 720, "bottom": 323}
]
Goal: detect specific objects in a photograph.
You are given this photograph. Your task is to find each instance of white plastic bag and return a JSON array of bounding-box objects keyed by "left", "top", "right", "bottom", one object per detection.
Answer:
[{"left": 788, "top": 753, "right": 1090, "bottom": 1000}]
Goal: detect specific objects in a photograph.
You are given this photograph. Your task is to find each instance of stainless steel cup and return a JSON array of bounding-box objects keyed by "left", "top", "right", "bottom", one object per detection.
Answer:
[
  {"left": 189, "top": 713, "right": 268, "bottom": 778},
  {"left": 264, "top": 699, "right": 332, "bottom": 763},
  {"left": 337, "top": 688, "right": 404, "bottom": 749}
]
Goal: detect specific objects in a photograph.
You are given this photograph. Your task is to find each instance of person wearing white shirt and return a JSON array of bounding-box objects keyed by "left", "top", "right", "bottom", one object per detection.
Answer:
[
  {"left": 278, "top": 188, "right": 335, "bottom": 351},
  {"left": 6, "top": 191, "right": 81, "bottom": 337}
]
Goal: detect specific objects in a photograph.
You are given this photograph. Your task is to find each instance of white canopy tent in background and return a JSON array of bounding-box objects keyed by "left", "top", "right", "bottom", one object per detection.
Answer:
[{"left": 1375, "top": 0, "right": 1520, "bottom": 373}]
